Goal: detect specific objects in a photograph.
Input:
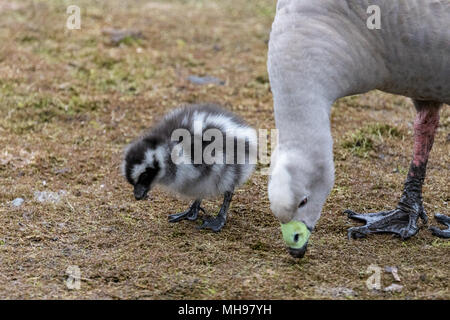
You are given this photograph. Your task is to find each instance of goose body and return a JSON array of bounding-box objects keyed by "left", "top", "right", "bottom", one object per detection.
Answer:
[{"left": 268, "top": 0, "right": 450, "bottom": 257}]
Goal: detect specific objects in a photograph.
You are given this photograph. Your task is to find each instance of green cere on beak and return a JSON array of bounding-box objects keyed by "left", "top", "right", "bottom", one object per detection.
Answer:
[{"left": 281, "top": 220, "right": 311, "bottom": 249}]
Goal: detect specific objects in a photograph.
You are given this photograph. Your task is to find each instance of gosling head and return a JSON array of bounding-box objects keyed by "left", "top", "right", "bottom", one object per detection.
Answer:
[
  {"left": 268, "top": 147, "right": 334, "bottom": 258},
  {"left": 122, "top": 136, "right": 164, "bottom": 201}
]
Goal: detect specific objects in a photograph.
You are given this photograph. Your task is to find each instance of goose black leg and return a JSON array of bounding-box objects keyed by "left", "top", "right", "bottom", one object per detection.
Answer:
[
  {"left": 430, "top": 214, "right": 450, "bottom": 238},
  {"left": 346, "top": 102, "right": 443, "bottom": 240},
  {"left": 168, "top": 199, "right": 204, "bottom": 223},
  {"left": 198, "top": 191, "right": 233, "bottom": 232}
]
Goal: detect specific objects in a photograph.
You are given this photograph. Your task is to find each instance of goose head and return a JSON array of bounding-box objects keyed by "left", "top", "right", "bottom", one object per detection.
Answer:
[{"left": 268, "top": 147, "right": 334, "bottom": 258}]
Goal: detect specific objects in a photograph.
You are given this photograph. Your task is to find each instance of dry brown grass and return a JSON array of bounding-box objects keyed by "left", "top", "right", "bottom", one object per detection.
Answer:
[{"left": 0, "top": 0, "right": 448, "bottom": 299}]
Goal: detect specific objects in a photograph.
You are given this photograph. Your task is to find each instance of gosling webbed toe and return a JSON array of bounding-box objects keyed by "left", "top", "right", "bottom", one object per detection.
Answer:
[
  {"left": 168, "top": 210, "right": 199, "bottom": 223},
  {"left": 168, "top": 200, "right": 204, "bottom": 223}
]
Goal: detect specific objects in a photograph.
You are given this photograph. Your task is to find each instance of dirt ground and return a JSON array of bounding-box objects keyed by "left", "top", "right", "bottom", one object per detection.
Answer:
[{"left": 0, "top": 0, "right": 448, "bottom": 300}]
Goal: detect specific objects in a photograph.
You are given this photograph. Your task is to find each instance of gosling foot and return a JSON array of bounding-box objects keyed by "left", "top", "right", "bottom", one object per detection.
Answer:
[
  {"left": 168, "top": 200, "right": 204, "bottom": 223},
  {"left": 197, "top": 191, "right": 233, "bottom": 233}
]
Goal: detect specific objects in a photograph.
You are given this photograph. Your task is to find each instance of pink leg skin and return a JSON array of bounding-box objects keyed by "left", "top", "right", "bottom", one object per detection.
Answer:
[
  {"left": 411, "top": 106, "right": 440, "bottom": 168},
  {"left": 346, "top": 102, "right": 447, "bottom": 240},
  {"left": 397, "top": 104, "right": 440, "bottom": 215}
]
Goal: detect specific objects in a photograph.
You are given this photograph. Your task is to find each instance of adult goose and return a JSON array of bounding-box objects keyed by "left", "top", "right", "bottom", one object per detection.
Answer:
[{"left": 267, "top": 0, "right": 449, "bottom": 258}]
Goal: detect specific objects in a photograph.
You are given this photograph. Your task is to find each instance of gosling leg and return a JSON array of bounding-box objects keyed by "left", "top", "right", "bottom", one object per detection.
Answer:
[{"left": 198, "top": 191, "right": 233, "bottom": 232}]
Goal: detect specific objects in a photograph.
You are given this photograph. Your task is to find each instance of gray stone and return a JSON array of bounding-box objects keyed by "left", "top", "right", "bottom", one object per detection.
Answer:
[
  {"left": 34, "top": 190, "right": 67, "bottom": 204},
  {"left": 384, "top": 283, "right": 403, "bottom": 293},
  {"left": 11, "top": 198, "right": 24, "bottom": 207},
  {"left": 187, "top": 75, "right": 225, "bottom": 86}
]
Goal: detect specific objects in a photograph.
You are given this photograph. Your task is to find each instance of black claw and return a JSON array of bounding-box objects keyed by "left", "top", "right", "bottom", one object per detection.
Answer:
[
  {"left": 348, "top": 227, "right": 368, "bottom": 240},
  {"left": 435, "top": 213, "right": 450, "bottom": 225},
  {"left": 429, "top": 214, "right": 450, "bottom": 238},
  {"left": 344, "top": 209, "right": 355, "bottom": 215},
  {"left": 346, "top": 210, "right": 368, "bottom": 223},
  {"left": 430, "top": 226, "right": 450, "bottom": 239},
  {"left": 345, "top": 210, "right": 357, "bottom": 218}
]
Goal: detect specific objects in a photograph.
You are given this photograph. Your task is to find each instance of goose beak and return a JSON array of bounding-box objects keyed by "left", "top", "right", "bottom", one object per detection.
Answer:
[
  {"left": 281, "top": 220, "right": 311, "bottom": 259},
  {"left": 288, "top": 243, "right": 308, "bottom": 258},
  {"left": 134, "top": 184, "right": 149, "bottom": 200}
]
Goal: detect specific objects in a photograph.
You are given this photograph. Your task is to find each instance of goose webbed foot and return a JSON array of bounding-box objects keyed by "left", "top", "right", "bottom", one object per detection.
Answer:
[
  {"left": 198, "top": 191, "right": 233, "bottom": 233},
  {"left": 168, "top": 200, "right": 204, "bottom": 223},
  {"left": 430, "top": 214, "right": 450, "bottom": 238},
  {"left": 345, "top": 207, "right": 427, "bottom": 240},
  {"left": 345, "top": 104, "right": 443, "bottom": 241}
]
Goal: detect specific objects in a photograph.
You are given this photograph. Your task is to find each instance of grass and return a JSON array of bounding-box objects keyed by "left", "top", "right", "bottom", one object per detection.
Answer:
[
  {"left": 342, "top": 123, "right": 404, "bottom": 157},
  {"left": 0, "top": 0, "right": 449, "bottom": 300}
]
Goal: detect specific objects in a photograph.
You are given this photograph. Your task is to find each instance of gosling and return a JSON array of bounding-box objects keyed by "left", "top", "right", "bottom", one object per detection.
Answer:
[{"left": 122, "top": 104, "right": 257, "bottom": 232}]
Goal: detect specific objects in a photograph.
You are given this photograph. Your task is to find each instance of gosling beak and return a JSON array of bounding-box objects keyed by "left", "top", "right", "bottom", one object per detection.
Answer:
[
  {"left": 134, "top": 184, "right": 149, "bottom": 200},
  {"left": 288, "top": 243, "right": 308, "bottom": 258}
]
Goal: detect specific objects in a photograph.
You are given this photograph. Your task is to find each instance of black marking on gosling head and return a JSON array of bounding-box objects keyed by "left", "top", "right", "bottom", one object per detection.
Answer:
[{"left": 123, "top": 135, "right": 162, "bottom": 188}]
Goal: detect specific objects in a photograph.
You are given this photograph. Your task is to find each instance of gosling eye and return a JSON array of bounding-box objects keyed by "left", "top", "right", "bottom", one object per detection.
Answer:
[
  {"left": 298, "top": 197, "right": 308, "bottom": 208},
  {"left": 293, "top": 233, "right": 300, "bottom": 243},
  {"left": 136, "top": 172, "right": 148, "bottom": 185},
  {"left": 140, "top": 172, "right": 149, "bottom": 180}
]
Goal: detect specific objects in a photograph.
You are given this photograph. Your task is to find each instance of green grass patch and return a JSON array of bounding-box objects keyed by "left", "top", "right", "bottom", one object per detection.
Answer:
[
  {"left": 366, "top": 123, "right": 403, "bottom": 140},
  {"left": 342, "top": 132, "right": 375, "bottom": 157},
  {"left": 432, "top": 239, "right": 450, "bottom": 248},
  {"left": 1, "top": 92, "right": 104, "bottom": 134},
  {"left": 342, "top": 123, "right": 404, "bottom": 157}
]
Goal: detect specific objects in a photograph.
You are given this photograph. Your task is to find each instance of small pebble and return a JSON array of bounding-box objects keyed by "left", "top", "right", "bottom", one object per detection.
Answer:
[
  {"left": 315, "top": 286, "right": 357, "bottom": 298},
  {"left": 385, "top": 266, "right": 401, "bottom": 282},
  {"left": 101, "top": 227, "right": 115, "bottom": 233},
  {"left": 22, "top": 211, "right": 33, "bottom": 220},
  {"left": 187, "top": 75, "right": 225, "bottom": 86},
  {"left": 54, "top": 167, "right": 71, "bottom": 175},
  {"left": 62, "top": 248, "right": 72, "bottom": 257},
  {"left": 384, "top": 283, "right": 403, "bottom": 293},
  {"left": 102, "top": 28, "right": 143, "bottom": 45},
  {"left": 11, "top": 198, "right": 24, "bottom": 207},
  {"left": 34, "top": 190, "right": 67, "bottom": 204}
]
